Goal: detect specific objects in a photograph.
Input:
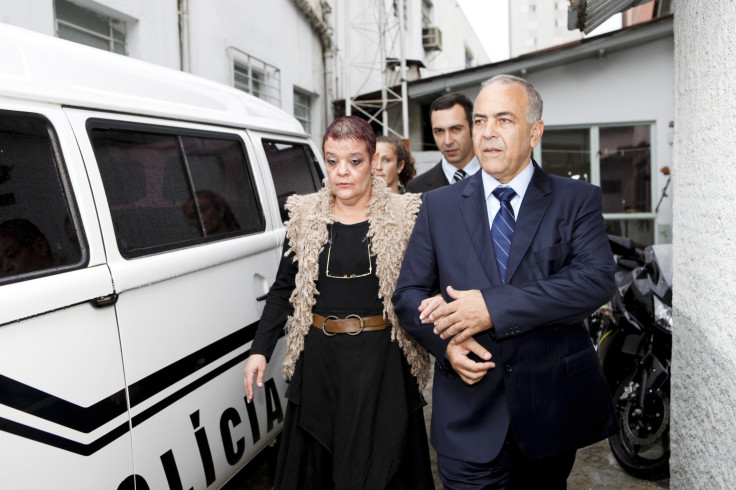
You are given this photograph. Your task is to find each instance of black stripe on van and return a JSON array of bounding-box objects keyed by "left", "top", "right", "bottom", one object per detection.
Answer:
[{"left": 0, "top": 320, "right": 262, "bottom": 455}]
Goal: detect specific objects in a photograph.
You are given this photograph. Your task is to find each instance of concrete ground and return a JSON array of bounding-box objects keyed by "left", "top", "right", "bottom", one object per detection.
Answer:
[{"left": 227, "top": 371, "right": 670, "bottom": 489}]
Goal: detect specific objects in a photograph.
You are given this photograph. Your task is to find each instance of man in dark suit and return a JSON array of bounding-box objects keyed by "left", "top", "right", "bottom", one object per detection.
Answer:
[
  {"left": 406, "top": 93, "right": 480, "bottom": 193},
  {"left": 393, "top": 75, "right": 616, "bottom": 489}
]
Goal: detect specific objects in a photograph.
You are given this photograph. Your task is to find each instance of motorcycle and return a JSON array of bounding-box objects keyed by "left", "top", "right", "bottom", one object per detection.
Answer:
[{"left": 593, "top": 235, "right": 672, "bottom": 480}]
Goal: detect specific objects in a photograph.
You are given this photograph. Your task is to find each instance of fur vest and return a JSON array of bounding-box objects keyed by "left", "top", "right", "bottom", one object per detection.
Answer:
[{"left": 281, "top": 176, "right": 430, "bottom": 388}]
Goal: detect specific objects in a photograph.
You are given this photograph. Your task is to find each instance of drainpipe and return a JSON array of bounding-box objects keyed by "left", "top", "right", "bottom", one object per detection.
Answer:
[
  {"left": 178, "top": 0, "right": 191, "bottom": 72},
  {"left": 292, "top": 0, "right": 335, "bottom": 126}
]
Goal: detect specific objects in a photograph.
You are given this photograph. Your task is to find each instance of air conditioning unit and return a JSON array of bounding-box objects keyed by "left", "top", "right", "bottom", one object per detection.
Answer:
[{"left": 422, "top": 26, "right": 442, "bottom": 51}]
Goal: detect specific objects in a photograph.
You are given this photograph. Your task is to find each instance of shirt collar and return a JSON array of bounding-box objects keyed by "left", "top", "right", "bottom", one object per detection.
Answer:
[
  {"left": 482, "top": 160, "right": 534, "bottom": 201},
  {"left": 442, "top": 156, "right": 480, "bottom": 183}
]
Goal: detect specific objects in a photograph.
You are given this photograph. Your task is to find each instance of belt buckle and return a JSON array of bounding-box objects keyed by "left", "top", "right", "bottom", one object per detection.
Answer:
[
  {"left": 321, "top": 315, "right": 338, "bottom": 336},
  {"left": 345, "top": 314, "right": 364, "bottom": 336}
]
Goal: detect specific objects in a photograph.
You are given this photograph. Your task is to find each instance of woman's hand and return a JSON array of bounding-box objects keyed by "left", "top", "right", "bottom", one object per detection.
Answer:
[
  {"left": 243, "top": 354, "right": 267, "bottom": 403},
  {"left": 418, "top": 293, "right": 446, "bottom": 324}
]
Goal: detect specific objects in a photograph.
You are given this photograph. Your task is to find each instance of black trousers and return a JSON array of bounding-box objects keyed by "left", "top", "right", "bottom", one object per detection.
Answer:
[{"left": 437, "top": 428, "right": 577, "bottom": 490}]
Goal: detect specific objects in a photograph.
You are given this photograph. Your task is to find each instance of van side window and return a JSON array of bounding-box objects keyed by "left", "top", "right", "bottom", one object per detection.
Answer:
[
  {"left": 90, "top": 124, "right": 264, "bottom": 258},
  {"left": 262, "top": 139, "right": 323, "bottom": 222},
  {"left": 0, "top": 111, "right": 86, "bottom": 284}
]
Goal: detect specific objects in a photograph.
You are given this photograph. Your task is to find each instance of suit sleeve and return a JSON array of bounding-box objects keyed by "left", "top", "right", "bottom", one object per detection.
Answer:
[
  {"left": 484, "top": 184, "right": 616, "bottom": 339},
  {"left": 392, "top": 194, "right": 451, "bottom": 363}
]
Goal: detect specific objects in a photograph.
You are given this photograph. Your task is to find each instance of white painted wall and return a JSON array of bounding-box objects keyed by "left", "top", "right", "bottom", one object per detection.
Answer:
[
  {"left": 0, "top": 0, "right": 55, "bottom": 34},
  {"left": 529, "top": 36, "right": 674, "bottom": 242},
  {"left": 336, "top": 0, "right": 489, "bottom": 97},
  {"left": 186, "top": 0, "right": 326, "bottom": 142},
  {"left": 672, "top": 1, "right": 736, "bottom": 487},
  {"left": 424, "top": 0, "right": 490, "bottom": 76}
]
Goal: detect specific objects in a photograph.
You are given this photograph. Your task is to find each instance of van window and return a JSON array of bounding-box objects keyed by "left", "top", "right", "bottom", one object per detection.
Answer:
[
  {"left": 262, "top": 139, "right": 323, "bottom": 222},
  {"left": 0, "top": 111, "right": 85, "bottom": 284},
  {"left": 89, "top": 123, "right": 264, "bottom": 258}
]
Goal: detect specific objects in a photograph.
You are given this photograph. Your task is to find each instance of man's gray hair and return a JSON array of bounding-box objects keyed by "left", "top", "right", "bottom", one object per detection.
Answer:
[{"left": 481, "top": 74, "right": 543, "bottom": 123}]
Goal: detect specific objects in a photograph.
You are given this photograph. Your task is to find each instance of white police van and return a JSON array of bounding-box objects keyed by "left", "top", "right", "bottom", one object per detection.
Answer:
[{"left": 0, "top": 23, "right": 324, "bottom": 489}]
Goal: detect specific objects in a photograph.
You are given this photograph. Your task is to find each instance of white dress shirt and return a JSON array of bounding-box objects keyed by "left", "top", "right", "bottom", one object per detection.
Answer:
[
  {"left": 442, "top": 156, "right": 480, "bottom": 184},
  {"left": 482, "top": 160, "right": 534, "bottom": 229}
]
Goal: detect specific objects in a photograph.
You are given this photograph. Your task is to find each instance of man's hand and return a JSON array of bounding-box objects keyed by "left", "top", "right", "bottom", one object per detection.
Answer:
[
  {"left": 446, "top": 338, "right": 495, "bottom": 385},
  {"left": 431, "top": 286, "right": 493, "bottom": 343},
  {"left": 243, "top": 354, "right": 267, "bottom": 403}
]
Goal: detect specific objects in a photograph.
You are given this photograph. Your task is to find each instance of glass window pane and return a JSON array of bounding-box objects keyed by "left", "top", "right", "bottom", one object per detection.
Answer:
[
  {"left": 0, "top": 111, "right": 85, "bottom": 284},
  {"left": 540, "top": 128, "right": 591, "bottom": 182},
  {"left": 56, "top": 0, "right": 110, "bottom": 36},
  {"left": 599, "top": 125, "right": 651, "bottom": 213},
  {"left": 293, "top": 90, "right": 311, "bottom": 133},
  {"left": 90, "top": 129, "right": 200, "bottom": 258},
  {"left": 262, "top": 140, "right": 323, "bottom": 222},
  {"left": 180, "top": 136, "right": 264, "bottom": 237},
  {"left": 58, "top": 24, "right": 110, "bottom": 51},
  {"left": 605, "top": 218, "right": 654, "bottom": 247},
  {"left": 233, "top": 65, "right": 249, "bottom": 92},
  {"left": 55, "top": 0, "right": 127, "bottom": 55}
]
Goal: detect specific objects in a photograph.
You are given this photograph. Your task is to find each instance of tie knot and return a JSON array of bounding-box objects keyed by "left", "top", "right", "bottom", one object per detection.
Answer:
[
  {"left": 453, "top": 169, "right": 466, "bottom": 182},
  {"left": 493, "top": 186, "right": 516, "bottom": 203}
]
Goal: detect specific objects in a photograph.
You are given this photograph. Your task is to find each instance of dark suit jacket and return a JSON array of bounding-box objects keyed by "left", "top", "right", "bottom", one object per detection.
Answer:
[
  {"left": 393, "top": 163, "right": 617, "bottom": 463},
  {"left": 406, "top": 161, "right": 449, "bottom": 193}
]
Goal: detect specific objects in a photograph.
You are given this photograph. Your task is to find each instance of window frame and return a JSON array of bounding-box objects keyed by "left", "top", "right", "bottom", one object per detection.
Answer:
[
  {"left": 85, "top": 118, "right": 266, "bottom": 259},
  {"left": 0, "top": 109, "right": 89, "bottom": 285},
  {"left": 260, "top": 137, "right": 324, "bottom": 223},
  {"left": 54, "top": 0, "right": 128, "bottom": 55},
  {"left": 536, "top": 121, "right": 659, "bottom": 243},
  {"left": 229, "top": 48, "right": 282, "bottom": 108},
  {"left": 292, "top": 88, "right": 313, "bottom": 135}
]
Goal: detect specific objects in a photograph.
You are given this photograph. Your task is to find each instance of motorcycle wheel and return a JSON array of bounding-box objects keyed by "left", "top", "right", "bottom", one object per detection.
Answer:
[{"left": 608, "top": 375, "right": 670, "bottom": 480}]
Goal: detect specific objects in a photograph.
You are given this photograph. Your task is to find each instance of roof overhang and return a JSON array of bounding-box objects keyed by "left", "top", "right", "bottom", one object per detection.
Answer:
[{"left": 406, "top": 15, "right": 673, "bottom": 103}]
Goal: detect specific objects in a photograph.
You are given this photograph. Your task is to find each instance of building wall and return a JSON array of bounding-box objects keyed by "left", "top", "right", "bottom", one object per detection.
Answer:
[
  {"left": 0, "top": 0, "right": 55, "bottom": 34},
  {"left": 530, "top": 36, "right": 674, "bottom": 240},
  {"left": 423, "top": 0, "right": 489, "bottom": 76},
  {"left": 186, "top": 0, "right": 326, "bottom": 142},
  {"left": 509, "top": 0, "right": 581, "bottom": 58},
  {"left": 411, "top": 33, "right": 674, "bottom": 239},
  {"left": 338, "top": 0, "right": 488, "bottom": 115},
  {"left": 672, "top": 1, "right": 736, "bottom": 487}
]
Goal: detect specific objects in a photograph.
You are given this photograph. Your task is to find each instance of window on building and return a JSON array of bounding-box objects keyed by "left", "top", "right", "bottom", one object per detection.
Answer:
[
  {"left": 293, "top": 89, "right": 312, "bottom": 134},
  {"left": 54, "top": 0, "right": 127, "bottom": 55},
  {"left": 393, "top": 0, "right": 408, "bottom": 24},
  {"left": 89, "top": 123, "right": 264, "bottom": 258},
  {"left": 233, "top": 53, "right": 281, "bottom": 108},
  {"left": 0, "top": 110, "right": 86, "bottom": 285},
  {"left": 540, "top": 124, "right": 655, "bottom": 245}
]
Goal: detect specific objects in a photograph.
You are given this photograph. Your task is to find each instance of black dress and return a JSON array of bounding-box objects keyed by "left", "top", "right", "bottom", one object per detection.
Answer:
[{"left": 251, "top": 221, "right": 434, "bottom": 490}]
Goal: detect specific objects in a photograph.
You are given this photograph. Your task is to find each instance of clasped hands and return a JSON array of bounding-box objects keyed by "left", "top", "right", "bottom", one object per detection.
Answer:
[{"left": 419, "top": 286, "right": 495, "bottom": 385}]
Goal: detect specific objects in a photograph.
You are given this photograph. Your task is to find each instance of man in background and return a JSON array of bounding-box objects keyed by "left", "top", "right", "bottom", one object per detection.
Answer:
[{"left": 407, "top": 93, "right": 479, "bottom": 192}]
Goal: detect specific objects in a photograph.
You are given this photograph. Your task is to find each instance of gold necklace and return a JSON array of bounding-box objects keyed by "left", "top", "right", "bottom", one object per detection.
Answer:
[{"left": 325, "top": 223, "right": 372, "bottom": 279}]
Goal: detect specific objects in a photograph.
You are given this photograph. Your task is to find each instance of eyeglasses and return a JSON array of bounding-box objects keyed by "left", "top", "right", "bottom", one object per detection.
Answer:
[{"left": 325, "top": 225, "right": 373, "bottom": 279}]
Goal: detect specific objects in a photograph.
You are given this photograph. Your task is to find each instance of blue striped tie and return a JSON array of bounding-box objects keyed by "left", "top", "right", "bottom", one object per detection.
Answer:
[{"left": 491, "top": 186, "right": 516, "bottom": 283}]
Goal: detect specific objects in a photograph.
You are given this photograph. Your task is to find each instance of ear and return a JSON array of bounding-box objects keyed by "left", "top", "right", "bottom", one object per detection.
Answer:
[
  {"left": 530, "top": 119, "right": 544, "bottom": 148},
  {"left": 397, "top": 160, "right": 405, "bottom": 174}
]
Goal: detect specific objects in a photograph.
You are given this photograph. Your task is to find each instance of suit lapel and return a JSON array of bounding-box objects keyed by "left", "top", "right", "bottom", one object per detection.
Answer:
[
  {"left": 460, "top": 172, "right": 499, "bottom": 284},
  {"left": 505, "top": 163, "right": 552, "bottom": 282}
]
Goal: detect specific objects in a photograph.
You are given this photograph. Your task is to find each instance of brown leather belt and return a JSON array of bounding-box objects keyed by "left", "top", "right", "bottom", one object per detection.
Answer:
[{"left": 312, "top": 313, "right": 390, "bottom": 336}]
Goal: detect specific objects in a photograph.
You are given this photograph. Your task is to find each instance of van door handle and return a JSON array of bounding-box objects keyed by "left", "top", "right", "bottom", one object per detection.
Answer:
[
  {"left": 91, "top": 293, "right": 119, "bottom": 308},
  {"left": 256, "top": 293, "right": 268, "bottom": 302}
]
